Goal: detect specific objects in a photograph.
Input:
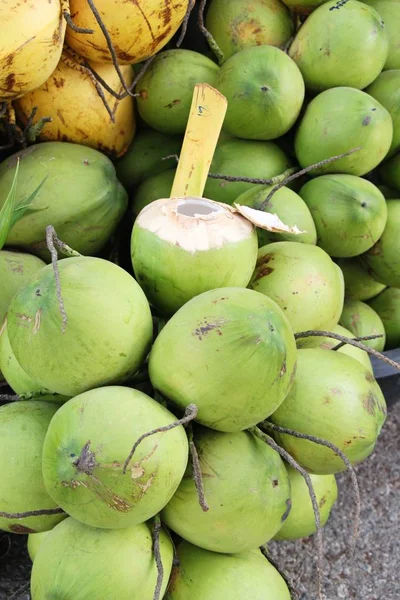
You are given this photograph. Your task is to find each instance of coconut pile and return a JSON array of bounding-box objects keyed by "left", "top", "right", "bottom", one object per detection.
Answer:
[{"left": 1, "top": 0, "right": 400, "bottom": 599}]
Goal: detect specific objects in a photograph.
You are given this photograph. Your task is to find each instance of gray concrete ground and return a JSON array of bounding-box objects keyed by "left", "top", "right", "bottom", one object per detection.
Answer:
[{"left": 0, "top": 403, "right": 399, "bottom": 600}]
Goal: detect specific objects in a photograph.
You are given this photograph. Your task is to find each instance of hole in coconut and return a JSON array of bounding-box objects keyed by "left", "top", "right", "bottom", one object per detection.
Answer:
[{"left": 176, "top": 198, "right": 222, "bottom": 217}]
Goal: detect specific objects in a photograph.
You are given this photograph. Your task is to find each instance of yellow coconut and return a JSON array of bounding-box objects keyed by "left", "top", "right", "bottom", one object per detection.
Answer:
[
  {"left": 0, "top": 0, "right": 66, "bottom": 101},
  {"left": 15, "top": 50, "right": 135, "bottom": 158},
  {"left": 65, "top": 0, "right": 189, "bottom": 64}
]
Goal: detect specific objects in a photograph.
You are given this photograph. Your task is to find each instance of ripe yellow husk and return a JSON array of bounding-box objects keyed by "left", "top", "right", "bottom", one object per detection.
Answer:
[
  {"left": 0, "top": 0, "right": 66, "bottom": 101},
  {"left": 66, "top": 0, "right": 189, "bottom": 64},
  {"left": 15, "top": 51, "right": 136, "bottom": 158}
]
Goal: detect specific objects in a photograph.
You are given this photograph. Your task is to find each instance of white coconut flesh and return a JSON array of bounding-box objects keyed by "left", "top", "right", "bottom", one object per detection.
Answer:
[
  {"left": 135, "top": 196, "right": 304, "bottom": 253},
  {"left": 135, "top": 196, "right": 255, "bottom": 252}
]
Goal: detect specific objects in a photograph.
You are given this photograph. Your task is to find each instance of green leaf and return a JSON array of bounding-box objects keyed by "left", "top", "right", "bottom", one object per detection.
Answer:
[{"left": 0, "top": 158, "right": 48, "bottom": 250}]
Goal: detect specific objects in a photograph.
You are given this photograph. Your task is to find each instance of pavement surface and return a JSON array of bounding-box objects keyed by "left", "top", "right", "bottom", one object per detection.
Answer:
[{"left": 0, "top": 402, "right": 399, "bottom": 600}]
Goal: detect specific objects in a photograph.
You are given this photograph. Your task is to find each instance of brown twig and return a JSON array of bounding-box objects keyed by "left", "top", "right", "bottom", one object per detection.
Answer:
[
  {"left": 295, "top": 330, "right": 400, "bottom": 371},
  {"left": 198, "top": 0, "right": 225, "bottom": 64},
  {"left": 123, "top": 404, "right": 198, "bottom": 474},
  {"left": 262, "top": 421, "right": 361, "bottom": 557},
  {"left": 86, "top": 0, "right": 133, "bottom": 97},
  {"left": 251, "top": 426, "right": 324, "bottom": 600},
  {"left": 331, "top": 333, "right": 383, "bottom": 351},
  {"left": 0, "top": 507, "right": 64, "bottom": 519},
  {"left": 176, "top": 0, "right": 196, "bottom": 47},
  {"left": 152, "top": 515, "right": 164, "bottom": 600},
  {"left": 259, "top": 147, "right": 362, "bottom": 210},
  {"left": 187, "top": 424, "right": 209, "bottom": 512},
  {"left": 63, "top": 10, "right": 95, "bottom": 33}
]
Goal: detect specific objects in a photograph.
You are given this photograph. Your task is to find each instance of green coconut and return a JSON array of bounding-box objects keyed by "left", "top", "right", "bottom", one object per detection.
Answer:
[
  {"left": 204, "top": 138, "right": 292, "bottom": 205},
  {"left": 116, "top": 129, "right": 182, "bottom": 191},
  {"left": 0, "top": 249, "right": 45, "bottom": 381},
  {"left": 136, "top": 49, "right": 219, "bottom": 134},
  {"left": 295, "top": 87, "right": 393, "bottom": 177},
  {"left": 31, "top": 518, "right": 173, "bottom": 600},
  {"left": 362, "top": 0, "right": 400, "bottom": 69},
  {"left": 162, "top": 426, "right": 290, "bottom": 553},
  {"left": 235, "top": 185, "right": 317, "bottom": 246},
  {"left": 339, "top": 299, "right": 386, "bottom": 351},
  {"left": 335, "top": 257, "right": 386, "bottom": 301},
  {"left": 27, "top": 530, "right": 51, "bottom": 562},
  {"left": 296, "top": 323, "right": 373, "bottom": 372},
  {"left": 249, "top": 241, "right": 344, "bottom": 333},
  {"left": 42, "top": 386, "right": 189, "bottom": 529},
  {"left": 7, "top": 257, "right": 153, "bottom": 397},
  {"left": 0, "top": 401, "right": 65, "bottom": 534},
  {"left": 131, "top": 197, "right": 258, "bottom": 315},
  {"left": 0, "top": 321, "right": 67, "bottom": 402},
  {"left": 298, "top": 175, "right": 388, "bottom": 257},
  {"left": 274, "top": 466, "right": 338, "bottom": 540},
  {"left": 289, "top": 0, "right": 388, "bottom": 92},
  {"left": 0, "top": 250, "right": 45, "bottom": 325},
  {"left": 270, "top": 349, "right": 387, "bottom": 474},
  {"left": 216, "top": 45, "right": 305, "bottom": 140},
  {"left": 165, "top": 543, "right": 291, "bottom": 600},
  {"left": 380, "top": 154, "right": 400, "bottom": 191},
  {"left": 281, "top": 0, "right": 330, "bottom": 13},
  {"left": 362, "top": 200, "right": 400, "bottom": 287},
  {"left": 149, "top": 287, "right": 297, "bottom": 432},
  {"left": 0, "top": 142, "right": 128, "bottom": 260},
  {"left": 205, "top": 0, "right": 294, "bottom": 60},
  {"left": 366, "top": 70, "right": 400, "bottom": 157},
  {"left": 131, "top": 169, "right": 176, "bottom": 217},
  {"left": 369, "top": 287, "right": 400, "bottom": 349}
]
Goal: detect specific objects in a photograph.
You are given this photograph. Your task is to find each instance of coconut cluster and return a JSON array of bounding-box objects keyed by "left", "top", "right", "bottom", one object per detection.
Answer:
[{"left": 0, "top": 0, "right": 399, "bottom": 598}]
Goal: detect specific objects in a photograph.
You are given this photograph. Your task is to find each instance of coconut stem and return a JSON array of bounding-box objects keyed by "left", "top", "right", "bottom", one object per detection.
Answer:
[
  {"left": 152, "top": 515, "right": 164, "bottom": 600},
  {"left": 46, "top": 225, "right": 81, "bottom": 334},
  {"left": 73, "top": 441, "right": 98, "bottom": 475},
  {"left": 260, "top": 544, "right": 300, "bottom": 599},
  {"left": 198, "top": 0, "right": 225, "bottom": 65},
  {"left": 207, "top": 166, "right": 299, "bottom": 185},
  {"left": 259, "top": 147, "right": 362, "bottom": 210},
  {"left": 86, "top": 0, "right": 134, "bottom": 98},
  {"left": 331, "top": 333, "right": 383, "bottom": 351},
  {"left": 122, "top": 404, "right": 198, "bottom": 474},
  {"left": 0, "top": 507, "right": 64, "bottom": 519},
  {"left": 24, "top": 112, "right": 52, "bottom": 143},
  {"left": 250, "top": 426, "right": 324, "bottom": 600},
  {"left": 63, "top": 10, "right": 95, "bottom": 33},
  {"left": 187, "top": 424, "right": 209, "bottom": 512},
  {"left": 295, "top": 330, "right": 400, "bottom": 371},
  {"left": 262, "top": 421, "right": 361, "bottom": 557},
  {"left": 161, "top": 153, "right": 299, "bottom": 186},
  {"left": 176, "top": 0, "right": 196, "bottom": 47}
]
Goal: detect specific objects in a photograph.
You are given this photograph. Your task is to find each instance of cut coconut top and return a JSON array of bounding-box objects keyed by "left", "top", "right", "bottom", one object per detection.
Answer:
[
  {"left": 136, "top": 197, "right": 305, "bottom": 253},
  {"left": 233, "top": 203, "right": 305, "bottom": 234},
  {"left": 136, "top": 197, "right": 253, "bottom": 252}
]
